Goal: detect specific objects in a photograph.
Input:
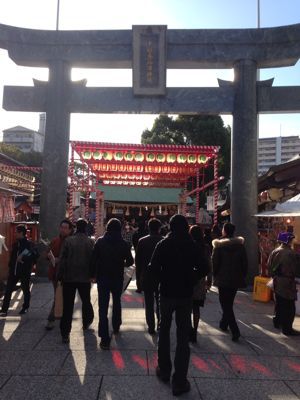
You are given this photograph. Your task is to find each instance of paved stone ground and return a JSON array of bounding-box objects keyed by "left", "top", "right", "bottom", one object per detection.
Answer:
[{"left": 1, "top": 279, "right": 300, "bottom": 399}]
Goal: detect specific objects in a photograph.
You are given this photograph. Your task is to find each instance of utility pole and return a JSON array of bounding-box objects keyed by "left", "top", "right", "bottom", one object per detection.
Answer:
[{"left": 56, "top": 0, "right": 60, "bottom": 30}]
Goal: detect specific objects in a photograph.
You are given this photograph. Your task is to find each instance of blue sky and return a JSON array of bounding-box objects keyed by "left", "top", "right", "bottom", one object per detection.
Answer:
[{"left": 0, "top": 0, "right": 299, "bottom": 143}]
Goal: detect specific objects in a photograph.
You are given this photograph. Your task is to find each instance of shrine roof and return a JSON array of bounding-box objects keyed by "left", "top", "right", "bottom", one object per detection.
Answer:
[{"left": 71, "top": 141, "right": 219, "bottom": 189}]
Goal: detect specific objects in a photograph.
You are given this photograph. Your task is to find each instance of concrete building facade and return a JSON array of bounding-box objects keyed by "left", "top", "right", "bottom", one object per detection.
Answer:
[
  {"left": 2, "top": 113, "right": 45, "bottom": 153},
  {"left": 258, "top": 135, "right": 300, "bottom": 175}
]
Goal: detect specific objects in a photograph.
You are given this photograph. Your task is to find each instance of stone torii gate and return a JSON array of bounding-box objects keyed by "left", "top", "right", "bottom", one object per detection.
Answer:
[{"left": 1, "top": 23, "right": 300, "bottom": 282}]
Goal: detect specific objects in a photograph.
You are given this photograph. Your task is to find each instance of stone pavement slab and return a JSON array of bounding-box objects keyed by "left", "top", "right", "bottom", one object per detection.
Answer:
[
  {"left": 195, "top": 378, "right": 299, "bottom": 400},
  {"left": 99, "top": 376, "right": 200, "bottom": 399},
  {"left": 1, "top": 281, "right": 300, "bottom": 400},
  {"left": 0, "top": 351, "right": 29, "bottom": 375},
  {"left": 0, "top": 376, "right": 101, "bottom": 400},
  {"left": 285, "top": 381, "right": 300, "bottom": 397},
  {"left": 16, "top": 350, "right": 69, "bottom": 376},
  {"left": 246, "top": 336, "right": 300, "bottom": 356},
  {"left": 60, "top": 349, "right": 149, "bottom": 376},
  {"left": 192, "top": 334, "right": 257, "bottom": 355}
]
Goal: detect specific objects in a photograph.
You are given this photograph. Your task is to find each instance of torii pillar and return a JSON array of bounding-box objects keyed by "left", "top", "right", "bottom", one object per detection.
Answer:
[
  {"left": 232, "top": 60, "right": 258, "bottom": 284},
  {"left": 39, "top": 61, "right": 71, "bottom": 240}
]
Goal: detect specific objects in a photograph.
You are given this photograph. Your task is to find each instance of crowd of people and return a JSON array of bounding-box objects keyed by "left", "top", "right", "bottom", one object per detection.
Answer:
[{"left": 0, "top": 214, "right": 299, "bottom": 396}]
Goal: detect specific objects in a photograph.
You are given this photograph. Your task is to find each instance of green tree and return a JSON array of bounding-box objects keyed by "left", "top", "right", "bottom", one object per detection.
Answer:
[
  {"left": 0, "top": 143, "right": 43, "bottom": 167},
  {"left": 0, "top": 143, "right": 23, "bottom": 161},
  {"left": 141, "top": 114, "right": 231, "bottom": 179},
  {"left": 141, "top": 115, "right": 185, "bottom": 145}
]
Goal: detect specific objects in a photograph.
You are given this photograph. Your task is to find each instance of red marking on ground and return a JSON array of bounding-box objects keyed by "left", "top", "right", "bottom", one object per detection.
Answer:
[
  {"left": 191, "top": 356, "right": 211, "bottom": 372},
  {"left": 250, "top": 361, "right": 273, "bottom": 377},
  {"left": 122, "top": 294, "right": 144, "bottom": 304},
  {"left": 149, "top": 352, "right": 158, "bottom": 369},
  {"left": 229, "top": 355, "right": 247, "bottom": 373},
  {"left": 111, "top": 350, "right": 125, "bottom": 370},
  {"left": 286, "top": 360, "right": 300, "bottom": 372},
  {"left": 208, "top": 359, "right": 223, "bottom": 371},
  {"left": 132, "top": 354, "right": 148, "bottom": 370}
]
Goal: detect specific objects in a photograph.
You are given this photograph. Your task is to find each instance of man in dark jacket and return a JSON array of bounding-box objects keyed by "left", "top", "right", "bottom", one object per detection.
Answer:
[
  {"left": 212, "top": 222, "right": 248, "bottom": 342},
  {"left": 132, "top": 221, "right": 148, "bottom": 292},
  {"left": 1, "top": 224, "right": 37, "bottom": 316},
  {"left": 57, "top": 219, "right": 94, "bottom": 343},
  {"left": 148, "top": 214, "right": 207, "bottom": 397},
  {"left": 268, "top": 231, "right": 300, "bottom": 336},
  {"left": 135, "top": 218, "right": 163, "bottom": 334},
  {"left": 91, "top": 218, "right": 134, "bottom": 350}
]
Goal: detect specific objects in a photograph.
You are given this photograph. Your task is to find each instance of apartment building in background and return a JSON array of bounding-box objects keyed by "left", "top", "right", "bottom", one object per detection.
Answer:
[
  {"left": 2, "top": 113, "right": 45, "bottom": 153},
  {"left": 258, "top": 135, "right": 300, "bottom": 175}
]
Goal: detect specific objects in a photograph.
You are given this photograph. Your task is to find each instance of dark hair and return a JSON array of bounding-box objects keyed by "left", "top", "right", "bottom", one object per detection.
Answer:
[
  {"left": 223, "top": 222, "right": 235, "bottom": 238},
  {"left": 106, "top": 218, "right": 121, "bottom": 233},
  {"left": 189, "top": 225, "right": 204, "bottom": 243},
  {"left": 16, "top": 224, "right": 27, "bottom": 236},
  {"left": 76, "top": 218, "right": 88, "bottom": 233},
  {"left": 60, "top": 219, "right": 74, "bottom": 231},
  {"left": 204, "top": 227, "right": 212, "bottom": 237},
  {"left": 212, "top": 224, "right": 221, "bottom": 236},
  {"left": 169, "top": 214, "right": 189, "bottom": 234},
  {"left": 148, "top": 218, "right": 161, "bottom": 233}
]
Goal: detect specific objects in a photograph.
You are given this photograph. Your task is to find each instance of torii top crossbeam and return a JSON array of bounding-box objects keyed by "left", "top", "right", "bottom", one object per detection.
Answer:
[{"left": 71, "top": 141, "right": 219, "bottom": 189}]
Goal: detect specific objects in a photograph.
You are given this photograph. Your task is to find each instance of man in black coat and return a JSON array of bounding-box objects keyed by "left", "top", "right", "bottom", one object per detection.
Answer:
[
  {"left": 148, "top": 214, "right": 208, "bottom": 396},
  {"left": 1, "top": 224, "right": 37, "bottom": 316},
  {"left": 58, "top": 219, "right": 95, "bottom": 343},
  {"left": 132, "top": 221, "right": 148, "bottom": 292},
  {"left": 135, "top": 218, "right": 163, "bottom": 334},
  {"left": 212, "top": 222, "right": 248, "bottom": 342},
  {"left": 91, "top": 218, "right": 134, "bottom": 350}
]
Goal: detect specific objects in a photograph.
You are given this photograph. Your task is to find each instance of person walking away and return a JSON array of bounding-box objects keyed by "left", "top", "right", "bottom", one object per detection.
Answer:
[
  {"left": 148, "top": 214, "right": 208, "bottom": 396},
  {"left": 122, "top": 223, "right": 134, "bottom": 249},
  {"left": 132, "top": 221, "right": 149, "bottom": 293},
  {"left": 91, "top": 218, "right": 134, "bottom": 350},
  {"left": 0, "top": 224, "right": 38, "bottom": 316},
  {"left": 45, "top": 219, "right": 73, "bottom": 330},
  {"left": 212, "top": 222, "right": 248, "bottom": 342},
  {"left": 57, "top": 219, "right": 94, "bottom": 343},
  {"left": 135, "top": 218, "right": 163, "bottom": 334},
  {"left": 268, "top": 231, "right": 300, "bottom": 336},
  {"left": 189, "top": 225, "right": 212, "bottom": 343}
]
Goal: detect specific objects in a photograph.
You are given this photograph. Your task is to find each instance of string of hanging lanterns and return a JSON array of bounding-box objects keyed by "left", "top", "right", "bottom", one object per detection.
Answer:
[{"left": 107, "top": 201, "right": 176, "bottom": 216}]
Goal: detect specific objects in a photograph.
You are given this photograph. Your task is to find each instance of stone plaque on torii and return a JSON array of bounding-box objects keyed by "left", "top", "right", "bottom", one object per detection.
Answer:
[{"left": 1, "top": 23, "right": 300, "bottom": 281}]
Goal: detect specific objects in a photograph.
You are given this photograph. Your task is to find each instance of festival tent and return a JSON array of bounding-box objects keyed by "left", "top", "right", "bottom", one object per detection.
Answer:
[{"left": 255, "top": 193, "right": 300, "bottom": 217}]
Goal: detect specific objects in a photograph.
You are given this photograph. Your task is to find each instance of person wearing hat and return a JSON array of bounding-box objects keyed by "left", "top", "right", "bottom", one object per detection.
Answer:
[{"left": 268, "top": 231, "right": 300, "bottom": 336}]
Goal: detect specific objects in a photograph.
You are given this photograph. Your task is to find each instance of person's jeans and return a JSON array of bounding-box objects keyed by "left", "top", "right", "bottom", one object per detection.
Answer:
[
  {"left": 158, "top": 296, "right": 192, "bottom": 385},
  {"left": 97, "top": 277, "right": 123, "bottom": 341},
  {"left": 218, "top": 287, "right": 240, "bottom": 336},
  {"left": 1, "top": 273, "right": 31, "bottom": 312},
  {"left": 275, "top": 293, "right": 295, "bottom": 333},
  {"left": 60, "top": 282, "right": 94, "bottom": 337},
  {"left": 144, "top": 289, "right": 160, "bottom": 331}
]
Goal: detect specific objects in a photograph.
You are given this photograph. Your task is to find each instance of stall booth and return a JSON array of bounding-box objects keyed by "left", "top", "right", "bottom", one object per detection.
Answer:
[
  {"left": 0, "top": 156, "right": 39, "bottom": 282},
  {"left": 254, "top": 194, "right": 300, "bottom": 303},
  {"left": 69, "top": 141, "right": 220, "bottom": 237}
]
